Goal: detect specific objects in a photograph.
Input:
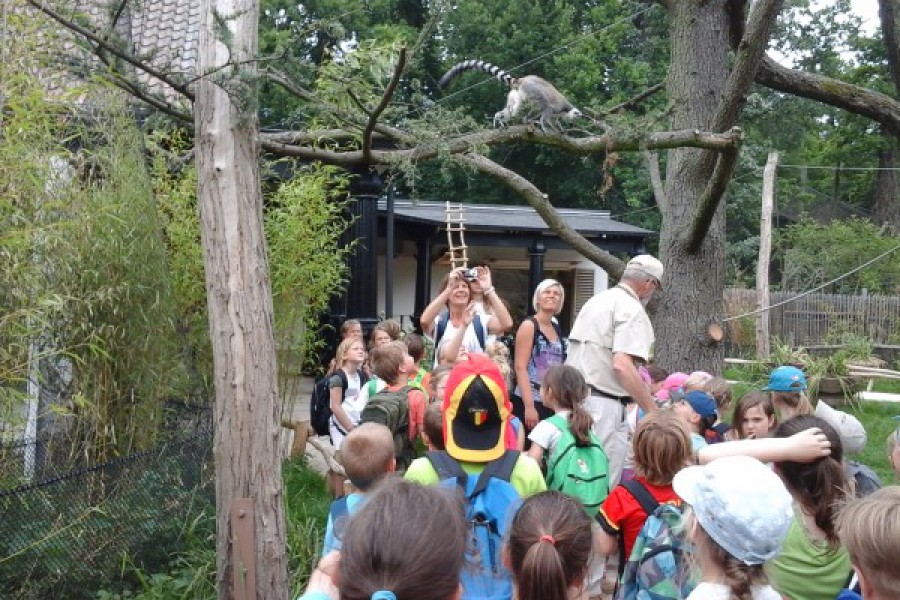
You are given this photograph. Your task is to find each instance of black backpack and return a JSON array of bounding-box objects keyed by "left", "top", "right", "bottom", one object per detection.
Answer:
[{"left": 309, "top": 370, "right": 367, "bottom": 436}]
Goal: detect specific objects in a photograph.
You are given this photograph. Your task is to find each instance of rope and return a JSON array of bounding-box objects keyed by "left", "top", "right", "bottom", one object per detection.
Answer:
[{"left": 723, "top": 243, "right": 900, "bottom": 322}]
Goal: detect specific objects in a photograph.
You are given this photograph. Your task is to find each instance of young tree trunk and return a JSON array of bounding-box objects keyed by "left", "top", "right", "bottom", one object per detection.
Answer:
[
  {"left": 655, "top": 0, "right": 731, "bottom": 373},
  {"left": 195, "top": 0, "right": 288, "bottom": 597},
  {"left": 872, "top": 144, "right": 900, "bottom": 231}
]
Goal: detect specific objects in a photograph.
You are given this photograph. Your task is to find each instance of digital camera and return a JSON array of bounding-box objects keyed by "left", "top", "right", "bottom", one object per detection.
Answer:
[{"left": 463, "top": 268, "right": 479, "bottom": 281}]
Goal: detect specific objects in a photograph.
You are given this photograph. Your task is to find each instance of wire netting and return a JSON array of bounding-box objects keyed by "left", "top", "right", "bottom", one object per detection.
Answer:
[{"left": 0, "top": 412, "right": 214, "bottom": 599}]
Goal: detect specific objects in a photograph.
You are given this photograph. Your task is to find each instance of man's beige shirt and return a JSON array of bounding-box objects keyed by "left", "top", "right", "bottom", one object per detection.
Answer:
[{"left": 565, "top": 284, "right": 654, "bottom": 397}]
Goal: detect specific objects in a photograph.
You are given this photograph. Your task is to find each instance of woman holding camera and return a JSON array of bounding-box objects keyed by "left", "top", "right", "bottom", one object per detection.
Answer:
[{"left": 420, "top": 266, "right": 513, "bottom": 366}]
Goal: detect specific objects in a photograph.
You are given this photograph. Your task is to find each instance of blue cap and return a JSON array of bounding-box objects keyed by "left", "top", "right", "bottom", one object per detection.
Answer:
[
  {"left": 763, "top": 366, "right": 807, "bottom": 392},
  {"left": 682, "top": 390, "right": 717, "bottom": 418}
]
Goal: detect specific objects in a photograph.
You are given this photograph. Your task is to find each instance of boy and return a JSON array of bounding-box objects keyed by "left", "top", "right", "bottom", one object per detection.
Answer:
[
  {"left": 595, "top": 411, "right": 690, "bottom": 560},
  {"left": 322, "top": 423, "right": 395, "bottom": 555},
  {"left": 672, "top": 390, "right": 718, "bottom": 454},
  {"left": 703, "top": 376, "right": 733, "bottom": 443},
  {"left": 360, "top": 341, "right": 427, "bottom": 468},
  {"left": 421, "top": 403, "right": 445, "bottom": 451},
  {"left": 837, "top": 486, "right": 900, "bottom": 600},
  {"left": 404, "top": 333, "right": 432, "bottom": 393}
]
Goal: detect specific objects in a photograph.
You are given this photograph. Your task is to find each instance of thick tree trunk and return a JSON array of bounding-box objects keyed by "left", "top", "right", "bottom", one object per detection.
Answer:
[
  {"left": 195, "top": 0, "right": 288, "bottom": 598},
  {"left": 873, "top": 145, "right": 900, "bottom": 231},
  {"left": 655, "top": 0, "right": 731, "bottom": 373}
]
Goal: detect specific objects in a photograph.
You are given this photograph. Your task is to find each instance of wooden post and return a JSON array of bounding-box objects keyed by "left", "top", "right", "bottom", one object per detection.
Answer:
[{"left": 756, "top": 152, "right": 778, "bottom": 358}]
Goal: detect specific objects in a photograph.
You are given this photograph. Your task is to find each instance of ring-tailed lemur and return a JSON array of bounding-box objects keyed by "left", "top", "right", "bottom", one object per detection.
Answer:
[{"left": 438, "top": 59, "right": 582, "bottom": 131}]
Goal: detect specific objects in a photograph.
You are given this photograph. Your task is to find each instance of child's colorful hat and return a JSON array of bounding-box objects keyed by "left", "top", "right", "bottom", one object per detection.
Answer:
[
  {"left": 674, "top": 456, "right": 793, "bottom": 565},
  {"left": 682, "top": 390, "right": 718, "bottom": 419},
  {"left": 443, "top": 354, "right": 511, "bottom": 463}
]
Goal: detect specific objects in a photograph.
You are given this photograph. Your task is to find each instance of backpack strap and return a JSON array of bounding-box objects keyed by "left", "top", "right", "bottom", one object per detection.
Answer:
[
  {"left": 435, "top": 311, "right": 450, "bottom": 344},
  {"left": 473, "top": 313, "right": 486, "bottom": 350},
  {"left": 426, "top": 450, "right": 468, "bottom": 488},
  {"left": 529, "top": 316, "right": 567, "bottom": 360},
  {"left": 621, "top": 479, "right": 660, "bottom": 516},
  {"left": 329, "top": 495, "right": 350, "bottom": 523},
  {"left": 471, "top": 449, "right": 520, "bottom": 498}
]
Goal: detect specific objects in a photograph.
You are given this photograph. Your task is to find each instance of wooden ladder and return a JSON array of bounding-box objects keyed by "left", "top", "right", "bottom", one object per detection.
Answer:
[{"left": 445, "top": 202, "right": 468, "bottom": 270}]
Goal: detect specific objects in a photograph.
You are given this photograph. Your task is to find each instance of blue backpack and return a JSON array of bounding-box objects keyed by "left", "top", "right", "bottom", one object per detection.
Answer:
[{"left": 426, "top": 450, "right": 521, "bottom": 600}]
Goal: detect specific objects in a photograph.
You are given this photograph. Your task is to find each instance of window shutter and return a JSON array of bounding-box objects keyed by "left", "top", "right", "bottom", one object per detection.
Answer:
[{"left": 573, "top": 269, "right": 595, "bottom": 319}]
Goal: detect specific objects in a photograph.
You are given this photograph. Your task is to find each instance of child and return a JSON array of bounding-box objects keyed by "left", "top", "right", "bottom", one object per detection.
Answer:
[
  {"left": 672, "top": 390, "right": 718, "bottom": 453},
  {"left": 404, "top": 333, "right": 431, "bottom": 392},
  {"left": 327, "top": 319, "right": 364, "bottom": 372},
  {"left": 360, "top": 341, "right": 427, "bottom": 468},
  {"left": 429, "top": 364, "right": 453, "bottom": 405},
  {"left": 889, "top": 418, "right": 900, "bottom": 478},
  {"left": 837, "top": 486, "right": 900, "bottom": 600},
  {"left": 732, "top": 391, "right": 777, "bottom": 440},
  {"left": 526, "top": 365, "right": 608, "bottom": 598},
  {"left": 595, "top": 411, "right": 691, "bottom": 561},
  {"left": 421, "top": 403, "right": 445, "bottom": 451},
  {"left": 299, "top": 478, "right": 467, "bottom": 600},
  {"left": 322, "top": 423, "right": 395, "bottom": 555},
  {"left": 487, "top": 340, "right": 526, "bottom": 450},
  {"left": 655, "top": 371, "right": 688, "bottom": 401},
  {"left": 645, "top": 364, "right": 669, "bottom": 397},
  {"left": 506, "top": 491, "right": 593, "bottom": 600},
  {"left": 327, "top": 337, "right": 369, "bottom": 449},
  {"left": 702, "top": 376, "right": 732, "bottom": 443},
  {"left": 766, "top": 416, "right": 852, "bottom": 600},
  {"left": 683, "top": 371, "right": 713, "bottom": 392},
  {"left": 673, "top": 455, "right": 794, "bottom": 600}
]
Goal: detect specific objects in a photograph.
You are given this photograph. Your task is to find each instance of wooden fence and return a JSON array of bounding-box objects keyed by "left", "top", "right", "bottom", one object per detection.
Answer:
[{"left": 724, "top": 288, "right": 900, "bottom": 349}]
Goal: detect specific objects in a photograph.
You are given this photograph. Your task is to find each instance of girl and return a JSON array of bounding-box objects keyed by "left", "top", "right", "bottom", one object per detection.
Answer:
[
  {"left": 299, "top": 478, "right": 467, "bottom": 600},
  {"left": 527, "top": 365, "right": 605, "bottom": 599},
  {"left": 328, "top": 337, "right": 369, "bottom": 449},
  {"left": 766, "top": 416, "right": 852, "bottom": 600},
  {"left": 673, "top": 455, "right": 794, "bottom": 600},
  {"left": 732, "top": 391, "right": 777, "bottom": 440},
  {"left": 526, "top": 364, "right": 593, "bottom": 466},
  {"left": 429, "top": 364, "right": 453, "bottom": 405},
  {"left": 506, "top": 491, "right": 593, "bottom": 600},
  {"left": 327, "top": 318, "right": 364, "bottom": 372},
  {"left": 513, "top": 279, "right": 567, "bottom": 429},
  {"left": 419, "top": 266, "right": 513, "bottom": 365}
]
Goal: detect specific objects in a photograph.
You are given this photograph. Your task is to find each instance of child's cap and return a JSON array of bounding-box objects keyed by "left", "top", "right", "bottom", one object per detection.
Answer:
[
  {"left": 681, "top": 390, "right": 717, "bottom": 419},
  {"left": 814, "top": 401, "right": 867, "bottom": 454},
  {"left": 763, "top": 366, "right": 807, "bottom": 392},
  {"left": 673, "top": 456, "right": 793, "bottom": 565},
  {"left": 656, "top": 372, "right": 689, "bottom": 400},
  {"left": 443, "top": 354, "right": 511, "bottom": 463}
]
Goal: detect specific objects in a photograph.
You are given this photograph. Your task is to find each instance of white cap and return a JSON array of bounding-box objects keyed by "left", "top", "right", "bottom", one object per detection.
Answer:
[
  {"left": 626, "top": 255, "right": 664, "bottom": 284},
  {"left": 673, "top": 456, "right": 793, "bottom": 565},
  {"left": 815, "top": 401, "right": 867, "bottom": 454}
]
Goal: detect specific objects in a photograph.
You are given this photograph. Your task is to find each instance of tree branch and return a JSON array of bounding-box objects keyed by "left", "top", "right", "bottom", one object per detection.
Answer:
[
  {"left": 361, "top": 47, "right": 406, "bottom": 161},
  {"left": 25, "top": 0, "right": 195, "bottom": 102},
  {"left": 756, "top": 55, "right": 900, "bottom": 135},
  {"left": 682, "top": 137, "right": 743, "bottom": 253},
  {"left": 713, "top": 0, "right": 784, "bottom": 131},
  {"left": 455, "top": 153, "right": 627, "bottom": 276},
  {"left": 600, "top": 83, "right": 665, "bottom": 116},
  {"left": 643, "top": 149, "right": 668, "bottom": 209}
]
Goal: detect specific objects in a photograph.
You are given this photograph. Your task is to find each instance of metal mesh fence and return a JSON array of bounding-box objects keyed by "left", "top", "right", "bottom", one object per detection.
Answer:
[{"left": 0, "top": 415, "right": 214, "bottom": 599}]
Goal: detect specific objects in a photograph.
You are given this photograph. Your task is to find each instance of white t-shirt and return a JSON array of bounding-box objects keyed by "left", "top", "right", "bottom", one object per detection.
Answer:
[
  {"left": 686, "top": 582, "right": 781, "bottom": 600},
  {"left": 527, "top": 410, "right": 570, "bottom": 454},
  {"left": 432, "top": 314, "right": 491, "bottom": 365},
  {"left": 328, "top": 370, "right": 366, "bottom": 449}
]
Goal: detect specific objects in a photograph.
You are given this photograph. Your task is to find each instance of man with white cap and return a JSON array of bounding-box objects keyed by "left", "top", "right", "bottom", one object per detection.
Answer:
[{"left": 565, "top": 254, "right": 663, "bottom": 487}]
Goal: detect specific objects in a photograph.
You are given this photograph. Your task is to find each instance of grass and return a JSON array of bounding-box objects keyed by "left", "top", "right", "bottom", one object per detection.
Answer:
[{"left": 725, "top": 366, "right": 899, "bottom": 484}]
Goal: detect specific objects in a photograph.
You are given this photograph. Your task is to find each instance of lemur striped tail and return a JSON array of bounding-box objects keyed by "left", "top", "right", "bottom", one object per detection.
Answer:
[{"left": 437, "top": 59, "right": 514, "bottom": 89}]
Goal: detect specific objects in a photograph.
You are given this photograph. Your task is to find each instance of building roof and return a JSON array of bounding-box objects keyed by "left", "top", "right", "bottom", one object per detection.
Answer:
[{"left": 378, "top": 199, "right": 650, "bottom": 237}]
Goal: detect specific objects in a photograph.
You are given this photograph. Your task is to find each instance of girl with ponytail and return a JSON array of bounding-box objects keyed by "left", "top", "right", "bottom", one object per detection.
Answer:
[
  {"left": 506, "top": 491, "right": 593, "bottom": 600},
  {"left": 766, "top": 415, "right": 852, "bottom": 600},
  {"left": 526, "top": 364, "right": 594, "bottom": 462}
]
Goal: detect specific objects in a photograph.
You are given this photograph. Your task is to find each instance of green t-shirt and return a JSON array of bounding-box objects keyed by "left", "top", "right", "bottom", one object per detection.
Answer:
[
  {"left": 765, "top": 509, "right": 851, "bottom": 600},
  {"left": 404, "top": 453, "right": 547, "bottom": 498}
]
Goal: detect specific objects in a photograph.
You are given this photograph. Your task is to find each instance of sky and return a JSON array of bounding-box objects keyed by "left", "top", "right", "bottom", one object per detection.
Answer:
[{"left": 850, "top": 0, "right": 880, "bottom": 34}]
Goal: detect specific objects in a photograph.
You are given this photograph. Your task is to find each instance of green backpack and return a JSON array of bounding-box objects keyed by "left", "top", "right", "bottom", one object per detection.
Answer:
[
  {"left": 359, "top": 385, "right": 415, "bottom": 470},
  {"left": 544, "top": 414, "right": 609, "bottom": 517}
]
